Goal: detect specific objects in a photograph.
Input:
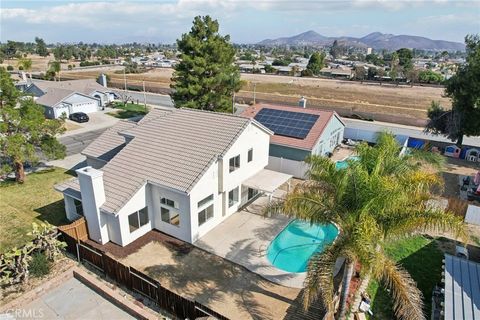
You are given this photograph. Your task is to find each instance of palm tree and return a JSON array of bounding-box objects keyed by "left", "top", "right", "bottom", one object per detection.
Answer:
[
  {"left": 48, "top": 60, "right": 61, "bottom": 81},
  {"left": 267, "top": 133, "right": 466, "bottom": 320}
]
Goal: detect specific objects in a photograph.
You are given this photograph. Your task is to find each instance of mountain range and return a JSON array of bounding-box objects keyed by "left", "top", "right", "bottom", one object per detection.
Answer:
[{"left": 257, "top": 31, "right": 465, "bottom": 51}]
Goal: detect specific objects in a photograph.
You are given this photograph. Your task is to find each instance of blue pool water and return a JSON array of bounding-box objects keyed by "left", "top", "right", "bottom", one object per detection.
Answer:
[
  {"left": 335, "top": 155, "right": 360, "bottom": 169},
  {"left": 266, "top": 220, "right": 339, "bottom": 273}
]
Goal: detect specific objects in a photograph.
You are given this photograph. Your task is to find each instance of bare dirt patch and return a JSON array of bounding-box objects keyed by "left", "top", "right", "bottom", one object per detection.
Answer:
[{"left": 121, "top": 240, "right": 301, "bottom": 320}]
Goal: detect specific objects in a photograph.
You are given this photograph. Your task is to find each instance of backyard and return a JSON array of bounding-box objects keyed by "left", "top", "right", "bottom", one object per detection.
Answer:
[
  {"left": 0, "top": 168, "right": 71, "bottom": 252},
  {"left": 366, "top": 235, "right": 447, "bottom": 319},
  {"left": 106, "top": 102, "right": 150, "bottom": 119}
]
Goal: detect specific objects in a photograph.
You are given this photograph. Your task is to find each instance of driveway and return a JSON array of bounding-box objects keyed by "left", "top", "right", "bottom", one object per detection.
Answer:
[
  {"left": 62, "top": 110, "right": 120, "bottom": 138},
  {"left": 7, "top": 278, "right": 135, "bottom": 320}
]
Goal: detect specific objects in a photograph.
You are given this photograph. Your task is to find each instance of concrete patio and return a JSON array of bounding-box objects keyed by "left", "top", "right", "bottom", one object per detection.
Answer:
[{"left": 195, "top": 193, "right": 298, "bottom": 288}]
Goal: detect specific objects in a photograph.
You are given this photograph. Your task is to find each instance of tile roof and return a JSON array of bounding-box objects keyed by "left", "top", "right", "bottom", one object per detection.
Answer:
[
  {"left": 97, "top": 108, "right": 260, "bottom": 214},
  {"left": 31, "top": 79, "right": 109, "bottom": 96},
  {"left": 241, "top": 104, "right": 343, "bottom": 151},
  {"left": 54, "top": 178, "right": 81, "bottom": 200},
  {"left": 35, "top": 88, "right": 75, "bottom": 107},
  {"left": 443, "top": 254, "right": 480, "bottom": 320},
  {"left": 82, "top": 120, "right": 137, "bottom": 162}
]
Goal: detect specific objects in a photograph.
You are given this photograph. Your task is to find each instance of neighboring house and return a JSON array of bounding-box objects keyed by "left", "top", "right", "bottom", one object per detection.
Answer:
[
  {"left": 55, "top": 108, "right": 291, "bottom": 247},
  {"left": 242, "top": 103, "right": 345, "bottom": 178},
  {"left": 25, "top": 79, "right": 115, "bottom": 118},
  {"left": 442, "top": 254, "right": 480, "bottom": 319},
  {"left": 35, "top": 88, "right": 101, "bottom": 119}
]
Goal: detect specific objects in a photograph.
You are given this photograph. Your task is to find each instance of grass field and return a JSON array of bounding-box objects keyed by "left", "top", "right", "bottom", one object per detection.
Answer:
[
  {"left": 366, "top": 235, "right": 444, "bottom": 319},
  {"left": 106, "top": 102, "right": 149, "bottom": 119},
  {"left": 0, "top": 168, "right": 72, "bottom": 252}
]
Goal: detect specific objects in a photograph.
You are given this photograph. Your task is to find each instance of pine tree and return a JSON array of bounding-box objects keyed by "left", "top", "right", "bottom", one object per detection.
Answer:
[
  {"left": 171, "top": 16, "right": 240, "bottom": 112},
  {"left": 306, "top": 52, "right": 325, "bottom": 75}
]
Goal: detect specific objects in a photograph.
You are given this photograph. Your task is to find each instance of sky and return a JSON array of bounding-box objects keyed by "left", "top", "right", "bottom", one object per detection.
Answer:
[{"left": 1, "top": 0, "right": 479, "bottom": 44}]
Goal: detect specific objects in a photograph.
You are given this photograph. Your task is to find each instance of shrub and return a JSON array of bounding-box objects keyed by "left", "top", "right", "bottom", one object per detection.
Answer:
[
  {"left": 29, "top": 252, "right": 51, "bottom": 278},
  {"left": 6, "top": 65, "right": 14, "bottom": 71},
  {"left": 18, "top": 66, "right": 24, "bottom": 71},
  {"left": 301, "top": 69, "right": 313, "bottom": 77}
]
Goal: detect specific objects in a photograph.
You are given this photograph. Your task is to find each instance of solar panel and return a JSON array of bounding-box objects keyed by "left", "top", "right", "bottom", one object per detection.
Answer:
[{"left": 254, "top": 108, "right": 319, "bottom": 139}]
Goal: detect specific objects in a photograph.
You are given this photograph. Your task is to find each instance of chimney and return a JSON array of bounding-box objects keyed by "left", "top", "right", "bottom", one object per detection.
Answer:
[
  {"left": 76, "top": 167, "right": 109, "bottom": 244},
  {"left": 299, "top": 96, "right": 307, "bottom": 108}
]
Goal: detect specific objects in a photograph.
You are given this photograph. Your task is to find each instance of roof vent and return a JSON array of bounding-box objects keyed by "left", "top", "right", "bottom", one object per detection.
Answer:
[{"left": 299, "top": 97, "right": 307, "bottom": 108}]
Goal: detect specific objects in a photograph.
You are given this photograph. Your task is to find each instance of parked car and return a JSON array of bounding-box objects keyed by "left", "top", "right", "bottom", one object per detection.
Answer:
[{"left": 69, "top": 112, "right": 89, "bottom": 123}]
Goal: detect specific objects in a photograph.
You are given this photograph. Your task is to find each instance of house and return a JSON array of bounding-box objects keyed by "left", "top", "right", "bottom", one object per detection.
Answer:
[
  {"left": 25, "top": 79, "right": 115, "bottom": 118},
  {"left": 55, "top": 108, "right": 291, "bottom": 246},
  {"left": 320, "top": 67, "right": 354, "bottom": 79},
  {"left": 242, "top": 103, "right": 345, "bottom": 178},
  {"left": 34, "top": 88, "right": 102, "bottom": 119},
  {"left": 442, "top": 254, "right": 480, "bottom": 319}
]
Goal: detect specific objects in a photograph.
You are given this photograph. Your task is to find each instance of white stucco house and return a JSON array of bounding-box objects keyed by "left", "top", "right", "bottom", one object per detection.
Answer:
[
  {"left": 55, "top": 108, "right": 291, "bottom": 246},
  {"left": 25, "top": 79, "right": 116, "bottom": 118}
]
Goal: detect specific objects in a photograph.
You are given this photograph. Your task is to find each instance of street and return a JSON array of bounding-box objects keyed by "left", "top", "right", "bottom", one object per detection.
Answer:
[
  {"left": 113, "top": 89, "right": 174, "bottom": 107},
  {"left": 59, "top": 128, "right": 108, "bottom": 156}
]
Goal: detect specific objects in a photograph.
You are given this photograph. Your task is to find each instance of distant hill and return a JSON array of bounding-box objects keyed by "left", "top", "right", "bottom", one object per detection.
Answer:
[{"left": 257, "top": 31, "right": 465, "bottom": 51}]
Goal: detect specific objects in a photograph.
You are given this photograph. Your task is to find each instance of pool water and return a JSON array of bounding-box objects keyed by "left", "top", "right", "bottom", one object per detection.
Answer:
[
  {"left": 266, "top": 220, "right": 339, "bottom": 273},
  {"left": 335, "top": 155, "right": 360, "bottom": 169}
]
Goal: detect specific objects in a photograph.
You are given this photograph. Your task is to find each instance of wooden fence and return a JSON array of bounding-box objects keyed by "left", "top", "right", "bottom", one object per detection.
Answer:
[{"left": 59, "top": 231, "right": 228, "bottom": 320}]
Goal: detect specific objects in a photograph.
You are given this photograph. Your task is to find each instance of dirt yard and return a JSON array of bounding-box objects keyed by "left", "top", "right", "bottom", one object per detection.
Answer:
[
  {"left": 441, "top": 157, "right": 480, "bottom": 198},
  {"left": 60, "top": 66, "right": 449, "bottom": 124},
  {"left": 121, "top": 240, "right": 302, "bottom": 320}
]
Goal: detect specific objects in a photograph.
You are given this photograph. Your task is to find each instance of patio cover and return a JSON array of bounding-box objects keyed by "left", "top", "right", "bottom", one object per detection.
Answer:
[
  {"left": 242, "top": 169, "right": 292, "bottom": 194},
  {"left": 443, "top": 254, "right": 480, "bottom": 320}
]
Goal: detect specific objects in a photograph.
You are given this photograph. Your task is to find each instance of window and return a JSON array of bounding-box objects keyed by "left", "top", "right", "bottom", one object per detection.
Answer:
[
  {"left": 198, "top": 194, "right": 214, "bottom": 208},
  {"left": 73, "top": 199, "right": 83, "bottom": 216},
  {"left": 161, "top": 207, "right": 180, "bottom": 226},
  {"left": 229, "top": 155, "right": 240, "bottom": 172},
  {"left": 128, "top": 207, "right": 149, "bottom": 233},
  {"left": 248, "top": 148, "right": 253, "bottom": 162},
  {"left": 160, "top": 197, "right": 178, "bottom": 209},
  {"left": 228, "top": 187, "right": 239, "bottom": 207},
  {"left": 198, "top": 204, "right": 214, "bottom": 226}
]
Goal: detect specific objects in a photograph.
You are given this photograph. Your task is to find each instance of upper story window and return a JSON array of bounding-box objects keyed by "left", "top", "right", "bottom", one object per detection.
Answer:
[
  {"left": 229, "top": 155, "right": 240, "bottom": 173},
  {"left": 128, "top": 207, "right": 149, "bottom": 233},
  {"left": 248, "top": 148, "right": 253, "bottom": 162},
  {"left": 198, "top": 194, "right": 214, "bottom": 208},
  {"left": 228, "top": 187, "right": 239, "bottom": 208},
  {"left": 160, "top": 197, "right": 178, "bottom": 209},
  {"left": 161, "top": 207, "right": 180, "bottom": 227}
]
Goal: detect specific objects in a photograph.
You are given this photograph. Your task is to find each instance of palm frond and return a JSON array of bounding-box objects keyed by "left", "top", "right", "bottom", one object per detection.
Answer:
[
  {"left": 372, "top": 252, "right": 425, "bottom": 320},
  {"left": 303, "top": 237, "right": 347, "bottom": 313}
]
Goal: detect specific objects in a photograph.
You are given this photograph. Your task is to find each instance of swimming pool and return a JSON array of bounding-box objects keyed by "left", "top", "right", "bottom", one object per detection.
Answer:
[
  {"left": 266, "top": 220, "right": 339, "bottom": 273},
  {"left": 335, "top": 155, "right": 360, "bottom": 169}
]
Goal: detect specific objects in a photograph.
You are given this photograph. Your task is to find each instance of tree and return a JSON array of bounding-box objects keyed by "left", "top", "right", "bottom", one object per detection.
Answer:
[
  {"left": 0, "top": 68, "right": 66, "bottom": 183},
  {"left": 48, "top": 60, "right": 61, "bottom": 81},
  {"left": 306, "top": 52, "right": 325, "bottom": 75},
  {"left": 17, "top": 58, "right": 33, "bottom": 78},
  {"left": 389, "top": 52, "right": 400, "bottom": 81},
  {"left": 354, "top": 66, "right": 366, "bottom": 81},
  {"left": 396, "top": 48, "right": 414, "bottom": 71},
  {"left": 330, "top": 40, "right": 342, "bottom": 60},
  {"left": 266, "top": 133, "right": 465, "bottom": 320},
  {"left": 35, "top": 37, "right": 48, "bottom": 57},
  {"left": 170, "top": 16, "right": 240, "bottom": 112},
  {"left": 418, "top": 70, "right": 443, "bottom": 84},
  {"left": 426, "top": 34, "right": 480, "bottom": 146}
]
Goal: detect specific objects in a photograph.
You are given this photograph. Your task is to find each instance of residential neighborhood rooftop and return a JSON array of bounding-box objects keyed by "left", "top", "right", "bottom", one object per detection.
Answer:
[
  {"left": 30, "top": 79, "right": 108, "bottom": 96},
  {"left": 57, "top": 108, "right": 272, "bottom": 214},
  {"left": 242, "top": 103, "right": 344, "bottom": 151},
  {"left": 35, "top": 88, "right": 79, "bottom": 107}
]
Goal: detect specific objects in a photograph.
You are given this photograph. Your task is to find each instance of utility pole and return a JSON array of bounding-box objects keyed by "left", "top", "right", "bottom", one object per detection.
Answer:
[
  {"left": 143, "top": 80, "right": 147, "bottom": 112},
  {"left": 123, "top": 67, "right": 127, "bottom": 107},
  {"left": 253, "top": 82, "right": 257, "bottom": 105}
]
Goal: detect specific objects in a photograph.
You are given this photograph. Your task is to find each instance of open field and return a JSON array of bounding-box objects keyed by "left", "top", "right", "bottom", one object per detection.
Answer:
[
  {"left": 61, "top": 66, "right": 450, "bottom": 125},
  {"left": 0, "top": 168, "right": 71, "bottom": 252}
]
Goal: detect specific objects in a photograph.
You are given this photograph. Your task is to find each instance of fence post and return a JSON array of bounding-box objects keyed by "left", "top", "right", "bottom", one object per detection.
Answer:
[{"left": 76, "top": 242, "right": 80, "bottom": 263}]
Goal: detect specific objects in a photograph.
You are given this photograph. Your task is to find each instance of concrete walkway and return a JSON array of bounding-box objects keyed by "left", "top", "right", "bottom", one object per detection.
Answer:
[{"left": 9, "top": 277, "right": 135, "bottom": 320}]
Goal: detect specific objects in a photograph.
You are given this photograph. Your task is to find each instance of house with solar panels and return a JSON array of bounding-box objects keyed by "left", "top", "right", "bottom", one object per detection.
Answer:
[
  {"left": 242, "top": 103, "right": 345, "bottom": 178},
  {"left": 54, "top": 108, "right": 293, "bottom": 246}
]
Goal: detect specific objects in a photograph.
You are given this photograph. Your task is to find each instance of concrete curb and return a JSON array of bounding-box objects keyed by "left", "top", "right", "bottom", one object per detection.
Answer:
[{"left": 73, "top": 268, "right": 157, "bottom": 320}]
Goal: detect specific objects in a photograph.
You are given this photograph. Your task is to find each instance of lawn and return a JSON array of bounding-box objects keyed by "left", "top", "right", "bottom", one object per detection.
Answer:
[
  {"left": 107, "top": 102, "right": 149, "bottom": 119},
  {"left": 0, "top": 168, "right": 72, "bottom": 253},
  {"left": 366, "top": 235, "right": 444, "bottom": 319}
]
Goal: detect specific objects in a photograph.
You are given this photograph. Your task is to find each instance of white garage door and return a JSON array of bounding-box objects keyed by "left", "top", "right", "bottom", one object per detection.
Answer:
[
  {"left": 70, "top": 101, "right": 99, "bottom": 114},
  {"left": 54, "top": 105, "right": 70, "bottom": 118}
]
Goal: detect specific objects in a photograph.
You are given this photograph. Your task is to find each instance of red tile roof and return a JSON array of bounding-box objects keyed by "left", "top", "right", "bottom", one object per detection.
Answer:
[{"left": 241, "top": 104, "right": 343, "bottom": 151}]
